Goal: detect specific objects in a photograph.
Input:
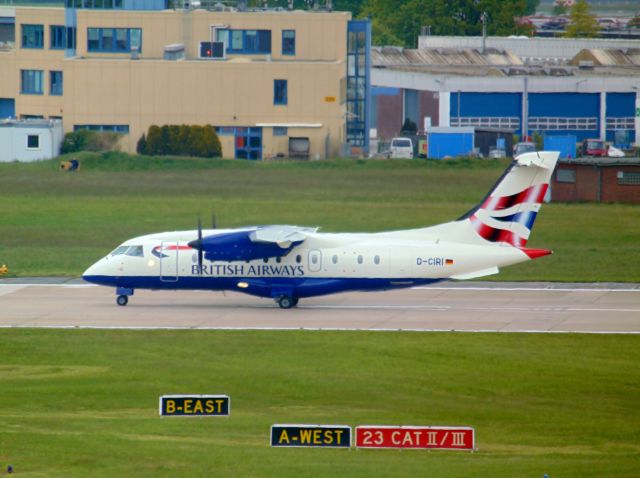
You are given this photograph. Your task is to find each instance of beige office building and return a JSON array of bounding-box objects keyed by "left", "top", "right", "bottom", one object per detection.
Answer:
[{"left": 0, "top": 2, "right": 370, "bottom": 159}]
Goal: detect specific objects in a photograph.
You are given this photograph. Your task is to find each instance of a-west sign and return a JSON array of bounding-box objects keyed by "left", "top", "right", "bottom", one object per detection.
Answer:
[
  {"left": 271, "top": 424, "right": 351, "bottom": 448},
  {"left": 355, "top": 426, "right": 475, "bottom": 451},
  {"left": 159, "top": 395, "right": 230, "bottom": 417}
]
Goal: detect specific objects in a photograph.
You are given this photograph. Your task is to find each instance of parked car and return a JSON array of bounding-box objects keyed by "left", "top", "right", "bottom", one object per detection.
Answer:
[
  {"left": 582, "top": 139, "right": 608, "bottom": 157},
  {"left": 488, "top": 147, "right": 506, "bottom": 159},
  {"left": 389, "top": 137, "right": 414, "bottom": 159},
  {"left": 513, "top": 142, "right": 537, "bottom": 157}
]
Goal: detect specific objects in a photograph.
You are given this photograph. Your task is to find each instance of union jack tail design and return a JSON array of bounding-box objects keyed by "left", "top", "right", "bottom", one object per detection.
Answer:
[{"left": 459, "top": 152, "right": 559, "bottom": 247}]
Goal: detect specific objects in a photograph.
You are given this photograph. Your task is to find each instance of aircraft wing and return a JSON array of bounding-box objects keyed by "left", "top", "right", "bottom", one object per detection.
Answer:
[
  {"left": 191, "top": 225, "right": 316, "bottom": 262},
  {"left": 250, "top": 225, "right": 317, "bottom": 248}
]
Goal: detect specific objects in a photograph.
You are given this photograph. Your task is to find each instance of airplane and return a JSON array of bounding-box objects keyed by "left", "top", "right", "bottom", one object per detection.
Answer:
[{"left": 83, "top": 151, "right": 559, "bottom": 308}]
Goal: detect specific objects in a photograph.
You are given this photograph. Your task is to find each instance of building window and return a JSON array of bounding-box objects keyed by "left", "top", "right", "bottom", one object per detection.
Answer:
[
  {"left": 216, "top": 127, "right": 235, "bottom": 136},
  {"left": 50, "top": 25, "right": 66, "bottom": 49},
  {"left": 27, "top": 134, "right": 40, "bottom": 149},
  {"left": 273, "top": 126, "right": 287, "bottom": 136},
  {"left": 274, "top": 79, "right": 287, "bottom": 105},
  {"left": 74, "top": 124, "right": 129, "bottom": 133},
  {"left": 50, "top": 71, "right": 63, "bottom": 96},
  {"left": 22, "top": 24, "right": 43, "bottom": 48},
  {"left": 20, "top": 70, "right": 44, "bottom": 95},
  {"left": 66, "top": 0, "right": 124, "bottom": 8},
  {"left": 529, "top": 117, "right": 597, "bottom": 131},
  {"left": 102, "top": 28, "right": 114, "bottom": 50},
  {"left": 87, "top": 27, "right": 142, "bottom": 53},
  {"left": 556, "top": 169, "right": 576, "bottom": 183},
  {"left": 282, "top": 29, "right": 295, "bottom": 55},
  {"left": 606, "top": 117, "right": 635, "bottom": 130},
  {"left": 346, "top": 20, "right": 369, "bottom": 148},
  {"left": 451, "top": 117, "right": 520, "bottom": 129},
  {"left": 67, "top": 27, "right": 77, "bottom": 49},
  {"left": 216, "top": 29, "right": 271, "bottom": 54},
  {"left": 617, "top": 171, "right": 640, "bottom": 185},
  {"left": 200, "top": 41, "right": 223, "bottom": 59}
]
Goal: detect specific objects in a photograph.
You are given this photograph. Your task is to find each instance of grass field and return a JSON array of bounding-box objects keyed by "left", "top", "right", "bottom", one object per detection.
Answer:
[
  {"left": 0, "top": 329, "right": 638, "bottom": 477},
  {"left": 1, "top": 152, "right": 638, "bottom": 281}
]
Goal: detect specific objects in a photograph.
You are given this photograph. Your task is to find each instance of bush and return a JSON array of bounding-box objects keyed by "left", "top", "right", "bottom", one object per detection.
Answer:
[
  {"left": 136, "top": 133, "right": 147, "bottom": 155},
  {"left": 141, "top": 124, "right": 222, "bottom": 158},
  {"left": 61, "top": 130, "right": 122, "bottom": 154}
]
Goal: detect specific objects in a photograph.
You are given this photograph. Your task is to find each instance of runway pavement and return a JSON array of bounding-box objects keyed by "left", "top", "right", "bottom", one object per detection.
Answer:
[{"left": 0, "top": 279, "right": 638, "bottom": 333}]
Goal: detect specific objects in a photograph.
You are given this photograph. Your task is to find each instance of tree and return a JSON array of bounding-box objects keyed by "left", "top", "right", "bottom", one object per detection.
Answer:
[
  {"left": 564, "top": 0, "right": 600, "bottom": 38},
  {"left": 144, "top": 124, "right": 221, "bottom": 158},
  {"left": 145, "top": 125, "right": 162, "bottom": 156},
  {"left": 136, "top": 133, "right": 147, "bottom": 155},
  {"left": 524, "top": 0, "right": 539, "bottom": 15},
  {"left": 552, "top": 4, "right": 568, "bottom": 16},
  {"left": 628, "top": 14, "right": 640, "bottom": 29},
  {"left": 361, "top": 0, "right": 533, "bottom": 48}
]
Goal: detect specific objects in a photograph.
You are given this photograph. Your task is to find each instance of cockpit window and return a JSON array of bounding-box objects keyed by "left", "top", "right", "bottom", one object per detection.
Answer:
[
  {"left": 125, "top": 245, "right": 144, "bottom": 257},
  {"left": 110, "top": 246, "right": 129, "bottom": 256}
]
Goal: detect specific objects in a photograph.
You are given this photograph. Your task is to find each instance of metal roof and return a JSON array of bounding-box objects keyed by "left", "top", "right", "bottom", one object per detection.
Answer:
[
  {"left": 559, "top": 157, "right": 640, "bottom": 166},
  {"left": 570, "top": 48, "right": 640, "bottom": 67},
  {"left": 371, "top": 46, "right": 523, "bottom": 68}
]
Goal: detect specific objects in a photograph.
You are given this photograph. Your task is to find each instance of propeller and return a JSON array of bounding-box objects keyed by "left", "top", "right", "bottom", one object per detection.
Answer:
[{"left": 187, "top": 217, "right": 204, "bottom": 274}]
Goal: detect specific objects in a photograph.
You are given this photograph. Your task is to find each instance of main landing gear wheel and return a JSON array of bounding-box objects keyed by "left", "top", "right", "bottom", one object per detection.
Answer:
[
  {"left": 277, "top": 295, "right": 298, "bottom": 309},
  {"left": 116, "top": 295, "right": 129, "bottom": 306}
]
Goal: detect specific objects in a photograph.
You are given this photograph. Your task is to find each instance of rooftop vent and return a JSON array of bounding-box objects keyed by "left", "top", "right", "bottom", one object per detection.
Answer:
[{"left": 164, "top": 43, "right": 185, "bottom": 61}]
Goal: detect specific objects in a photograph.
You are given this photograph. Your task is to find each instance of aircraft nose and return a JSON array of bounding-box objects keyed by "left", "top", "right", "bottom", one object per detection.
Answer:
[{"left": 82, "top": 258, "right": 107, "bottom": 284}]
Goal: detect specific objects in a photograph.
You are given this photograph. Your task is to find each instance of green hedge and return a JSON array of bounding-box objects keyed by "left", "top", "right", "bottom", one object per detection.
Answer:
[
  {"left": 137, "top": 124, "right": 222, "bottom": 158},
  {"left": 61, "top": 130, "right": 122, "bottom": 154}
]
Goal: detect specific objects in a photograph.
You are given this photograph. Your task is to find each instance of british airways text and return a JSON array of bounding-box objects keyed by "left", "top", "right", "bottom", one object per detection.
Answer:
[{"left": 192, "top": 264, "right": 304, "bottom": 277}]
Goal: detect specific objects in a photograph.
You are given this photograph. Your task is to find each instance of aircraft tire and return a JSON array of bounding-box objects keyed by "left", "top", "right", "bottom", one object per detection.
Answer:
[
  {"left": 277, "top": 295, "right": 296, "bottom": 309},
  {"left": 116, "top": 295, "right": 129, "bottom": 306}
]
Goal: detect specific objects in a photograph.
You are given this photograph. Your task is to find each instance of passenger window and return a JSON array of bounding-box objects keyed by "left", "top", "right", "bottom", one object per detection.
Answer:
[
  {"left": 357, "top": 255, "right": 363, "bottom": 264},
  {"left": 311, "top": 255, "right": 318, "bottom": 265},
  {"left": 296, "top": 255, "right": 302, "bottom": 263},
  {"left": 374, "top": 255, "right": 380, "bottom": 265},
  {"left": 332, "top": 255, "right": 338, "bottom": 264}
]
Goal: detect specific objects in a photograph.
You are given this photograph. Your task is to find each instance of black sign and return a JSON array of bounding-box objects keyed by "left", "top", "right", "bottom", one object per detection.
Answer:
[
  {"left": 159, "top": 395, "right": 230, "bottom": 417},
  {"left": 270, "top": 424, "right": 351, "bottom": 448}
]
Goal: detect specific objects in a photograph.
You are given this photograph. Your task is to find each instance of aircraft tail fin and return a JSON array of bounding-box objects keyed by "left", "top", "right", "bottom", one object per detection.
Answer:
[{"left": 457, "top": 151, "right": 559, "bottom": 248}]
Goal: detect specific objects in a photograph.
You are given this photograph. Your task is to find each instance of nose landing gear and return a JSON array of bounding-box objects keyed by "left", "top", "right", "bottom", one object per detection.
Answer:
[{"left": 116, "top": 287, "right": 134, "bottom": 306}]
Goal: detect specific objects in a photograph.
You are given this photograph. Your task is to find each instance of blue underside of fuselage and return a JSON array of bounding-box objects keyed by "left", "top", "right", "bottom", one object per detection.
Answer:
[{"left": 82, "top": 275, "right": 444, "bottom": 299}]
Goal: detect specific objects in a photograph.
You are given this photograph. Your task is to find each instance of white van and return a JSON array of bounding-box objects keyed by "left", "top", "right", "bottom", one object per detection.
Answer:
[{"left": 389, "top": 137, "right": 414, "bottom": 159}]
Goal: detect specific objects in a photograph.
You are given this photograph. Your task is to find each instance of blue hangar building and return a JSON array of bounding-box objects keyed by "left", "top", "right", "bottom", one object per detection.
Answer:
[{"left": 371, "top": 36, "right": 640, "bottom": 150}]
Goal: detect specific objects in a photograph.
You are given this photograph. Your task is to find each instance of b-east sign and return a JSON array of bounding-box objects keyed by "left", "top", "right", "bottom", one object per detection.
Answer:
[
  {"left": 355, "top": 426, "right": 474, "bottom": 451},
  {"left": 271, "top": 424, "right": 351, "bottom": 448},
  {"left": 159, "top": 395, "right": 230, "bottom": 417}
]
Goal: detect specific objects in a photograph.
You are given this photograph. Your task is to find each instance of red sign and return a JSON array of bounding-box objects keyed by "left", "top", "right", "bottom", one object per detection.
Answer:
[{"left": 355, "top": 426, "right": 474, "bottom": 451}]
